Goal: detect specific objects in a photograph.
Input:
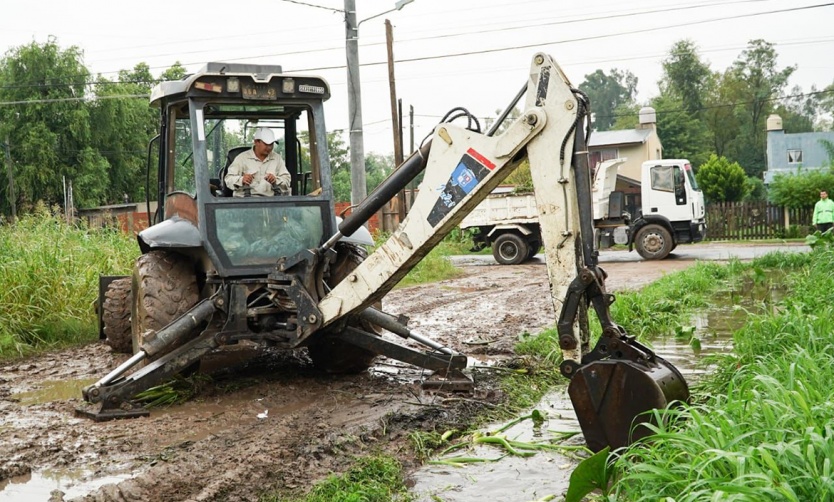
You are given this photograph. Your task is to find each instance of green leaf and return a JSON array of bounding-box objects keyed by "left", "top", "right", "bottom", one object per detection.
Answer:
[{"left": 565, "top": 447, "right": 611, "bottom": 502}]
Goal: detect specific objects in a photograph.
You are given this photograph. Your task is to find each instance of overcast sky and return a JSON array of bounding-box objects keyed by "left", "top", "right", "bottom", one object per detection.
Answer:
[{"left": 2, "top": 0, "right": 832, "bottom": 155}]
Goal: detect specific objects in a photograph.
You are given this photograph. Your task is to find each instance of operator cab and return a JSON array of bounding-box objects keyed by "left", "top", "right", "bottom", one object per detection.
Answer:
[{"left": 145, "top": 63, "right": 338, "bottom": 277}]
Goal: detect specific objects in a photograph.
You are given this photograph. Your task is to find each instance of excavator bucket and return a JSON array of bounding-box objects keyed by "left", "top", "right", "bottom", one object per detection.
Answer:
[{"left": 568, "top": 355, "right": 689, "bottom": 452}]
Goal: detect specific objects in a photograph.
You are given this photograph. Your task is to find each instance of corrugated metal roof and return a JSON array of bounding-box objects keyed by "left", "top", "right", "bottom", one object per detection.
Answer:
[{"left": 588, "top": 128, "right": 652, "bottom": 147}]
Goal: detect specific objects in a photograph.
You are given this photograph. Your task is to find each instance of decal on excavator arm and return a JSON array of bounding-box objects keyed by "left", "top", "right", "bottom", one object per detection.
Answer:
[{"left": 427, "top": 147, "right": 496, "bottom": 226}]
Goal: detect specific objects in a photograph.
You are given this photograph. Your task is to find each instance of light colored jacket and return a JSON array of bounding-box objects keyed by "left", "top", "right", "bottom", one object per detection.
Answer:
[{"left": 224, "top": 148, "right": 291, "bottom": 197}]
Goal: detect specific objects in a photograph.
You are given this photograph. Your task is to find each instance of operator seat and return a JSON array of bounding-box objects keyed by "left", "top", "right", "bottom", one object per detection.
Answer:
[{"left": 217, "top": 146, "right": 251, "bottom": 197}]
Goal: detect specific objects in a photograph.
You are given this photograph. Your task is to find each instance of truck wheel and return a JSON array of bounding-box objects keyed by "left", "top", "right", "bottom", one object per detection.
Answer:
[
  {"left": 131, "top": 251, "right": 199, "bottom": 360},
  {"left": 306, "top": 243, "right": 381, "bottom": 374},
  {"left": 526, "top": 239, "right": 541, "bottom": 260},
  {"left": 634, "top": 225, "right": 673, "bottom": 260},
  {"left": 492, "top": 233, "right": 529, "bottom": 265},
  {"left": 102, "top": 277, "right": 132, "bottom": 354}
]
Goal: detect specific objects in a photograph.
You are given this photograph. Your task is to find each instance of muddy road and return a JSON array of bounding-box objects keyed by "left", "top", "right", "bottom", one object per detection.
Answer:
[{"left": 0, "top": 246, "right": 796, "bottom": 501}]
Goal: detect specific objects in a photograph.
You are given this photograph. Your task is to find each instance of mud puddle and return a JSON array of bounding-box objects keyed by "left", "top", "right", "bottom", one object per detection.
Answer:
[
  {"left": 409, "top": 277, "right": 784, "bottom": 501},
  {"left": 0, "top": 468, "right": 132, "bottom": 502}
]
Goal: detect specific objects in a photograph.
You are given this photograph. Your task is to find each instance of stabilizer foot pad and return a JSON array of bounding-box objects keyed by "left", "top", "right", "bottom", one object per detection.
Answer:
[{"left": 75, "top": 403, "right": 150, "bottom": 422}]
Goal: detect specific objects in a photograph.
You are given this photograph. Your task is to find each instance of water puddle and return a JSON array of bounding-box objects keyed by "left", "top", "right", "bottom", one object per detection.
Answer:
[
  {"left": 0, "top": 468, "right": 132, "bottom": 501},
  {"left": 11, "top": 377, "right": 98, "bottom": 406},
  {"left": 410, "top": 276, "right": 785, "bottom": 501}
]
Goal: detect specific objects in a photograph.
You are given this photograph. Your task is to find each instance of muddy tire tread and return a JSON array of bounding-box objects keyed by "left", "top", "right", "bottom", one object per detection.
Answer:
[
  {"left": 131, "top": 250, "right": 199, "bottom": 356},
  {"left": 102, "top": 277, "right": 133, "bottom": 354}
]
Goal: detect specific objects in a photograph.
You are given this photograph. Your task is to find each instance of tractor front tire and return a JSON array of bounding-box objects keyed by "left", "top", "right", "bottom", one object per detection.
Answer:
[
  {"left": 306, "top": 243, "right": 380, "bottom": 374},
  {"left": 131, "top": 251, "right": 199, "bottom": 360},
  {"left": 102, "top": 277, "right": 132, "bottom": 354}
]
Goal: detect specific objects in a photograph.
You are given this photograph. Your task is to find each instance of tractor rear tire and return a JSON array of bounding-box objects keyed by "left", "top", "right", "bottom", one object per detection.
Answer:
[
  {"left": 306, "top": 243, "right": 380, "bottom": 374},
  {"left": 492, "top": 233, "right": 529, "bottom": 265},
  {"left": 131, "top": 251, "right": 199, "bottom": 361},
  {"left": 634, "top": 224, "right": 673, "bottom": 260},
  {"left": 102, "top": 277, "right": 132, "bottom": 354}
]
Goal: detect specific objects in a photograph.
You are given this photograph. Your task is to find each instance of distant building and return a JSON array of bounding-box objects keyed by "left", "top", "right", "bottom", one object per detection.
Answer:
[
  {"left": 588, "top": 106, "right": 663, "bottom": 182},
  {"left": 764, "top": 114, "right": 834, "bottom": 184},
  {"left": 588, "top": 107, "right": 664, "bottom": 217}
]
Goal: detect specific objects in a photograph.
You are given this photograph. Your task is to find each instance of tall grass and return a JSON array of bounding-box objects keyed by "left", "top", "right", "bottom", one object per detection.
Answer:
[
  {"left": 0, "top": 206, "right": 136, "bottom": 358},
  {"left": 609, "top": 247, "right": 834, "bottom": 500}
]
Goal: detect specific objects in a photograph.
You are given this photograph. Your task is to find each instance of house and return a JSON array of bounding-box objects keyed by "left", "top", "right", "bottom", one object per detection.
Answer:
[
  {"left": 764, "top": 114, "right": 834, "bottom": 184},
  {"left": 589, "top": 107, "right": 664, "bottom": 217},
  {"left": 588, "top": 106, "right": 663, "bottom": 182}
]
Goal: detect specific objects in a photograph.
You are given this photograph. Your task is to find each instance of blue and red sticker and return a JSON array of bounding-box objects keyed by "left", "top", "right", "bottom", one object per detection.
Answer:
[{"left": 427, "top": 148, "right": 496, "bottom": 227}]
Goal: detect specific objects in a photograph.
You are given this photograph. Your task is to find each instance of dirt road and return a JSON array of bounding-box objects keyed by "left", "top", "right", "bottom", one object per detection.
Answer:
[{"left": 0, "top": 257, "right": 702, "bottom": 501}]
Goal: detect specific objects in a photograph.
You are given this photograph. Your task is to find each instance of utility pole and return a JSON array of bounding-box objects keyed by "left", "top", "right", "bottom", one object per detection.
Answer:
[
  {"left": 344, "top": 0, "right": 366, "bottom": 207},
  {"left": 342, "top": 0, "right": 414, "bottom": 208},
  {"left": 385, "top": 19, "right": 407, "bottom": 222},
  {"left": 3, "top": 135, "right": 15, "bottom": 223}
]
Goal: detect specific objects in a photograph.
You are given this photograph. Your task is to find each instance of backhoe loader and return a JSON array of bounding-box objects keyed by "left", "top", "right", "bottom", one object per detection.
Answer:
[{"left": 80, "top": 53, "right": 689, "bottom": 452}]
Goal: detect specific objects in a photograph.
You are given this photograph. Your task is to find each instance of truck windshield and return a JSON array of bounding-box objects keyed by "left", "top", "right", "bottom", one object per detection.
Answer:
[{"left": 684, "top": 163, "right": 700, "bottom": 191}]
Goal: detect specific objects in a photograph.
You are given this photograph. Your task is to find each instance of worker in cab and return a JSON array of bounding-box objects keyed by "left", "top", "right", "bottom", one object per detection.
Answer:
[{"left": 224, "top": 127, "right": 291, "bottom": 197}]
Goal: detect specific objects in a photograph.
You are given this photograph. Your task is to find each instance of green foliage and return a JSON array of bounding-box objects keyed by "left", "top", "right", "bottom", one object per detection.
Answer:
[
  {"left": 767, "top": 167, "right": 834, "bottom": 208},
  {"left": 604, "top": 261, "right": 741, "bottom": 340},
  {"left": 725, "top": 40, "right": 796, "bottom": 177},
  {"left": 565, "top": 447, "right": 613, "bottom": 502},
  {"left": 0, "top": 37, "right": 189, "bottom": 214},
  {"left": 660, "top": 40, "right": 712, "bottom": 115},
  {"left": 394, "top": 237, "right": 463, "bottom": 288},
  {"left": 743, "top": 175, "right": 767, "bottom": 202},
  {"left": 694, "top": 154, "right": 748, "bottom": 202},
  {"left": 503, "top": 158, "right": 532, "bottom": 191},
  {"left": 578, "top": 68, "right": 638, "bottom": 131},
  {"left": 0, "top": 208, "right": 136, "bottom": 358},
  {"left": 805, "top": 227, "right": 834, "bottom": 248},
  {"left": 261, "top": 455, "right": 410, "bottom": 502},
  {"left": 608, "top": 247, "right": 834, "bottom": 501},
  {"left": 651, "top": 94, "right": 711, "bottom": 168}
]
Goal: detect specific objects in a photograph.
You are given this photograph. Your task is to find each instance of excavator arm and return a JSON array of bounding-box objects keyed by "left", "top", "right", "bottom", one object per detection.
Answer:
[{"left": 316, "top": 52, "right": 689, "bottom": 452}]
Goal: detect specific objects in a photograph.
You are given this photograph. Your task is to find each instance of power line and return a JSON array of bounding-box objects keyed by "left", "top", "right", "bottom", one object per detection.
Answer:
[
  {"left": 1, "top": 2, "right": 829, "bottom": 93},
  {"left": 291, "top": 2, "right": 834, "bottom": 72}
]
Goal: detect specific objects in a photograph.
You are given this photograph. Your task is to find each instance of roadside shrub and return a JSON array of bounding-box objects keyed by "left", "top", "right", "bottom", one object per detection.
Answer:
[
  {"left": 768, "top": 166, "right": 834, "bottom": 208},
  {"left": 695, "top": 154, "right": 748, "bottom": 203}
]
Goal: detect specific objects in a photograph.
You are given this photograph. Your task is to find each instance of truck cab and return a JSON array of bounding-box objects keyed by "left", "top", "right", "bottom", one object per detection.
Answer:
[{"left": 631, "top": 159, "right": 706, "bottom": 259}]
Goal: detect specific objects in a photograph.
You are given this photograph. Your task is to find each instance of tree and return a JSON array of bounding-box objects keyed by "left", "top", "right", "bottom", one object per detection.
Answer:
[
  {"left": 695, "top": 154, "right": 748, "bottom": 203},
  {"left": 773, "top": 85, "right": 816, "bottom": 133},
  {"left": 651, "top": 95, "right": 711, "bottom": 168},
  {"left": 660, "top": 40, "right": 713, "bottom": 115},
  {"left": 578, "top": 68, "right": 638, "bottom": 131},
  {"left": 0, "top": 37, "right": 96, "bottom": 213},
  {"left": 725, "top": 39, "right": 795, "bottom": 177}
]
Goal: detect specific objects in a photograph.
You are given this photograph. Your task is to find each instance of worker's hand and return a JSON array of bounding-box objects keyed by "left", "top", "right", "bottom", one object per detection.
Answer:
[
  {"left": 265, "top": 173, "right": 276, "bottom": 184},
  {"left": 242, "top": 173, "right": 254, "bottom": 185}
]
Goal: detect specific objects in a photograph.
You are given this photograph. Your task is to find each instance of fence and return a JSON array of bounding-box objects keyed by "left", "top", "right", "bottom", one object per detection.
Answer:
[{"left": 705, "top": 202, "right": 813, "bottom": 240}]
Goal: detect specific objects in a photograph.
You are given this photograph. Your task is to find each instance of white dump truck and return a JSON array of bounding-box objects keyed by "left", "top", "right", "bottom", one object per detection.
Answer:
[{"left": 460, "top": 158, "right": 707, "bottom": 263}]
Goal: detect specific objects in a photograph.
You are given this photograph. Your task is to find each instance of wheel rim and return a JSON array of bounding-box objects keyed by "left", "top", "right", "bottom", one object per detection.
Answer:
[
  {"left": 498, "top": 241, "right": 520, "bottom": 262},
  {"left": 641, "top": 232, "right": 665, "bottom": 255}
]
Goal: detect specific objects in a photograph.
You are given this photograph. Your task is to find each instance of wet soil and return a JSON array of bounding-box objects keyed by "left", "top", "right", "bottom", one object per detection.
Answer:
[{"left": 0, "top": 255, "right": 697, "bottom": 501}]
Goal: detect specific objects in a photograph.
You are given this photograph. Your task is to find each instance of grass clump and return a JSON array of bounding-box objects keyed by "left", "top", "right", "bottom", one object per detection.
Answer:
[
  {"left": 0, "top": 207, "right": 136, "bottom": 358},
  {"left": 261, "top": 455, "right": 411, "bottom": 502},
  {"left": 607, "top": 246, "right": 834, "bottom": 500}
]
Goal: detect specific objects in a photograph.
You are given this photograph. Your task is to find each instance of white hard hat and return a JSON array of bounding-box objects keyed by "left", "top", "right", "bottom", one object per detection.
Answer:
[{"left": 253, "top": 127, "right": 275, "bottom": 144}]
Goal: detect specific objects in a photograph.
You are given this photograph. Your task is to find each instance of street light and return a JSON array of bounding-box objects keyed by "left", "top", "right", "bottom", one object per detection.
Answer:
[{"left": 344, "top": 0, "right": 413, "bottom": 206}]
